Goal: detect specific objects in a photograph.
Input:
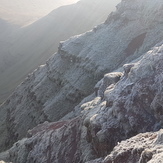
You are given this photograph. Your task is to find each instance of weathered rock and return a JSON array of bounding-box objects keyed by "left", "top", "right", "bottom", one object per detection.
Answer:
[
  {"left": 0, "top": 117, "right": 97, "bottom": 163},
  {"left": 0, "top": 0, "right": 163, "bottom": 159},
  {"left": 123, "top": 63, "right": 135, "bottom": 77},
  {"left": 1, "top": 37, "right": 163, "bottom": 163},
  {"left": 95, "top": 72, "right": 123, "bottom": 98},
  {"left": 82, "top": 42, "right": 163, "bottom": 158},
  {"left": 86, "top": 130, "right": 163, "bottom": 163}
]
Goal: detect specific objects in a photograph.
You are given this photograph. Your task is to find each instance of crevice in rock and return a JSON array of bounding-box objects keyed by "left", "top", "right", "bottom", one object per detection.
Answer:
[{"left": 124, "top": 33, "right": 147, "bottom": 57}]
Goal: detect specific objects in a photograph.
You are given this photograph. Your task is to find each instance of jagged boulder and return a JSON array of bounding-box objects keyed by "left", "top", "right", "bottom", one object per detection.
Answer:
[
  {"left": 82, "top": 42, "right": 163, "bottom": 158},
  {"left": 95, "top": 72, "right": 123, "bottom": 98},
  {"left": 87, "top": 129, "right": 163, "bottom": 163}
]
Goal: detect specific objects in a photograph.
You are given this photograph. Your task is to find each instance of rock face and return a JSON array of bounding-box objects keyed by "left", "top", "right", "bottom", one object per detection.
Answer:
[
  {"left": 10, "top": 118, "right": 83, "bottom": 163},
  {"left": 0, "top": 0, "right": 163, "bottom": 162},
  {"left": 0, "top": 116, "right": 97, "bottom": 163},
  {"left": 82, "top": 42, "right": 163, "bottom": 158},
  {"left": 86, "top": 129, "right": 163, "bottom": 163},
  {"left": 0, "top": 0, "right": 120, "bottom": 104},
  {"left": 1, "top": 41, "right": 163, "bottom": 163},
  {"left": 0, "top": 0, "right": 163, "bottom": 152}
]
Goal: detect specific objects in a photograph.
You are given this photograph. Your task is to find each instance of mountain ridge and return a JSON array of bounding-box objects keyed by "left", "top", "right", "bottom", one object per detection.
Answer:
[
  {"left": 0, "top": 0, "right": 120, "bottom": 104},
  {"left": 0, "top": 0, "right": 163, "bottom": 162}
]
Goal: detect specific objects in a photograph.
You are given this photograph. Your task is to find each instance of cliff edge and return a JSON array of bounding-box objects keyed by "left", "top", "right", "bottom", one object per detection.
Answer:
[{"left": 0, "top": 0, "right": 163, "bottom": 162}]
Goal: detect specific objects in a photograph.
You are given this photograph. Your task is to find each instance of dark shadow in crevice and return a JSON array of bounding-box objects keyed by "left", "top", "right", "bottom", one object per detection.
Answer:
[{"left": 124, "top": 32, "right": 147, "bottom": 57}]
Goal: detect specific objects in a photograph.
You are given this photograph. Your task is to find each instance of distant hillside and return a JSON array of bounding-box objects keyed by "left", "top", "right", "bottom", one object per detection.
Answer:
[
  {"left": 0, "top": 0, "right": 79, "bottom": 26},
  {"left": 0, "top": 19, "right": 18, "bottom": 71},
  {"left": 0, "top": 0, "right": 120, "bottom": 104}
]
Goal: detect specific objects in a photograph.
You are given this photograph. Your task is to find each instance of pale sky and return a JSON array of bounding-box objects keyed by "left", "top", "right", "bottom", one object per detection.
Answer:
[
  {"left": 0, "top": 0, "right": 80, "bottom": 26},
  {"left": 0, "top": 0, "right": 121, "bottom": 26}
]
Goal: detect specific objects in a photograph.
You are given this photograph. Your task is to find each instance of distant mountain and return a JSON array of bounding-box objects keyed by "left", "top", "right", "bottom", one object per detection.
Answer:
[
  {"left": 0, "top": 19, "right": 20, "bottom": 101},
  {"left": 0, "top": 0, "right": 79, "bottom": 26},
  {"left": 0, "top": 18, "right": 19, "bottom": 69},
  {"left": 0, "top": 0, "right": 120, "bottom": 104}
]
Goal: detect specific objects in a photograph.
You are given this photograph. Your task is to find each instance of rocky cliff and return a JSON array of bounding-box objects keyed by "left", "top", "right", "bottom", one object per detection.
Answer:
[
  {"left": 1, "top": 41, "right": 163, "bottom": 163},
  {"left": 0, "top": 0, "right": 163, "bottom": 162},
  {"left": 0, "top": 0, "right": 120, "bottom": 104}
]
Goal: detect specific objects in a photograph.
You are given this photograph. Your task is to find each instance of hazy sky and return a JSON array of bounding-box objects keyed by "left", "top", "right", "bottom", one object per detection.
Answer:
[
  {"left": 0, "top": 0, "right": 80, "bottom": 26},
  {"left": 0, "top": 0, "right": 121, "bottom": 26}
]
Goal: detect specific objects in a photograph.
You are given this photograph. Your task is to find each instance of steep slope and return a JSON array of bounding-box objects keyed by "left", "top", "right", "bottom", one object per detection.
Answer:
[
  {"left": 0, "top": 19, "right": 18, "bottom": 72},
  {"left": 1, "top": 41, "right": 163, "bottom": 163},
  {"left": 0, "top": 0, "right": 163, "bottom": 152},
  {"left": 0, "top": 0, "right": 120, "bottom": 104},
  {"left": 0, "top": 19, "right": 20, "bottom": 102}
]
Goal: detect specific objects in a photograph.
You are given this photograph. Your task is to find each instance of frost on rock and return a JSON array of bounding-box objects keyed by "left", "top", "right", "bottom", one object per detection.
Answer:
[
  {"left": 0, "top": 0, "right": 163, "bottom": 161},
  {"left": 82, "top": 42, "right": 163, "bottom": 158},
  {"left": 1, "top": 42, "right": 163, "bottom": 163},
  {"left": 87, "top": 130, "right": 163, "bottom": 163}
]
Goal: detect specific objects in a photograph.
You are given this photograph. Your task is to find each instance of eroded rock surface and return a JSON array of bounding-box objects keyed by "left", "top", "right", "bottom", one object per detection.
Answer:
[
  {"left": 87, "top": 129, "right": 163, "bottom": 163},
  {"left": 0, "top": 0, "right": 163, "bottom": 162},
  {"left": 1, "top": 40, "right": 163, "bottom": 163},
  {"left": 82, "top": 42, "right": 163, "bottom": 158},
  {"left": 0, "top": 0, "right": 163, "bottom": 152},
  {"left": 0, "top": 117, "right": 96, "bottom": 163}
]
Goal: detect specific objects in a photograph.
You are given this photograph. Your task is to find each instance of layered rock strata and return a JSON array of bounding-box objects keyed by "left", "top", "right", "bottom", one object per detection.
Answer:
[
  {"left": 1, "top": 41, "right": 163, "bottom": 163},
  {"left": 0, "top": 0, "right": 163, "bottom": 162}
]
